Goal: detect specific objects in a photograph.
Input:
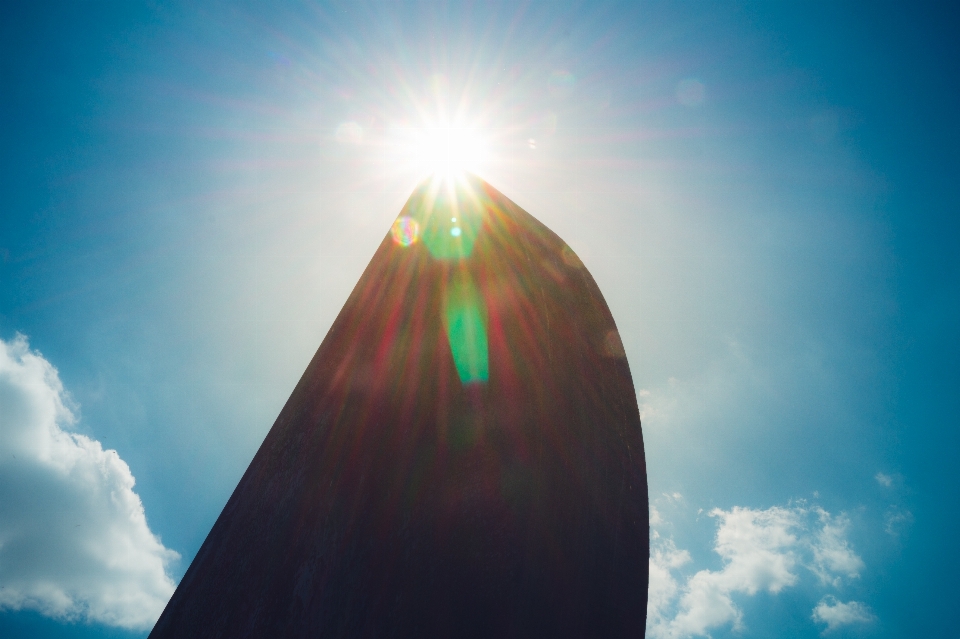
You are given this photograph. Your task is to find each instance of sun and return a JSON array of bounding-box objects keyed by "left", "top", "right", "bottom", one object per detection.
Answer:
[
  {"left": 414, "top": 125, "right": 488, "bottom": 177},
  {"left": 399, "top": 120, "right": 490, "bottom": 182}
]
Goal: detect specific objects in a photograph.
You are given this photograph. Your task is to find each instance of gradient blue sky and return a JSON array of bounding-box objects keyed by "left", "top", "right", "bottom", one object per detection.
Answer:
[{"left": 1, "top": 2, "right": 958, "bottom": 637}]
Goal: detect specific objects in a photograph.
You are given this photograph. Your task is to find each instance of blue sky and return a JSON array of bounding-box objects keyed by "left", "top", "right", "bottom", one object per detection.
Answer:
[{"left": 1, "top": 1, "right": 958, "bottom": 637}]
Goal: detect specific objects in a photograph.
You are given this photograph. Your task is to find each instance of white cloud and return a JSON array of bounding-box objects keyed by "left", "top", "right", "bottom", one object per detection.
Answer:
[
  {"left": 656, "top": 506, "right": 801, "bottom": 638},
  {"left": 647, "top": 538, "right": 691, "bottom": 631},
  {"left": 812, "top": 596, "right": 875, "bottom": 633},
  {"left": 650, "top": 505, "right": 664, "bottom": 527},
  {"left": 884, "top": 506, "right": 913, "bottom": 536},
  {"left": 648, "top": 502, "right": 866, "bottom": 639},
  {"left": 637, "top": 379, "right": 680, "bottom": 423},
  {"left": 811, "top": 509, "right": 864, "bottom": 586},
  {"left": 0, "top": 335, "right": 178, "bottom": 629},
  {"left": 874, "top": 472, "right": 892, "bottom": 487}
]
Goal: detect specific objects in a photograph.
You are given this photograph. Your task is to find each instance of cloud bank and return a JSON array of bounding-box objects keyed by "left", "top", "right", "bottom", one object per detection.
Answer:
[
  {"left": 648, "top": 500, "right": 873, "bottom": 638},
  {"left": 0, "top": 335, "right": 178, "bottom": 629}
]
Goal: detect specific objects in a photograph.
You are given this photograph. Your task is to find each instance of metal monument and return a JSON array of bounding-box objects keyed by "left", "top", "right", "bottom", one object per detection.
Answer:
[{"left": 150, "top": 175, "right": 649, "bottom": 638}]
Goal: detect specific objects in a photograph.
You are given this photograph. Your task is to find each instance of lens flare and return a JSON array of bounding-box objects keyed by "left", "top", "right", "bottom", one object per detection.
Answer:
[
  {"left": 444, "top": 274, "right": 489, "bottom": 384},
  {"left": 412, "top": 180, "right": 485, "bottom": 260},
  {"left": 391, "top": 216, "right": 419, "bottom": 246}
]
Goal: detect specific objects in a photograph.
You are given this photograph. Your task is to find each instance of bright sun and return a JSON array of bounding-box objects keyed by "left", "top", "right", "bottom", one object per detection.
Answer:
[{"left": 403, "top": 122, "right": 489, "bottom": 180}]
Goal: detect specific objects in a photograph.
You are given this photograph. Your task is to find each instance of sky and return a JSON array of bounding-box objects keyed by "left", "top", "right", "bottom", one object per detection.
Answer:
[{"left": 1, "top": 1, "right": 958, "bottom": 637}]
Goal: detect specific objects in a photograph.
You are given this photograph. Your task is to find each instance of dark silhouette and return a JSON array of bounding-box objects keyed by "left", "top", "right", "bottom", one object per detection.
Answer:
[{"left": 150, "top": 175, "right": 648, "bottom": 638}]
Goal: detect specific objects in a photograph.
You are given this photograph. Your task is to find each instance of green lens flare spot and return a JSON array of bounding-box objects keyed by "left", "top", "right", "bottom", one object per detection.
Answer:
[
  {"left": 410, "top": 184, "right": 483, "bottom": 260},
  {"left": 444, "top": 276, "right": 488, "bottom": 384}
]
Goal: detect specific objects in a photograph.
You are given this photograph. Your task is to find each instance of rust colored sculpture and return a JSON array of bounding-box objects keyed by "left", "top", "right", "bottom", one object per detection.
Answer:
[{"left": 150, "top": 175, "right": 648, "bottom": 638}]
